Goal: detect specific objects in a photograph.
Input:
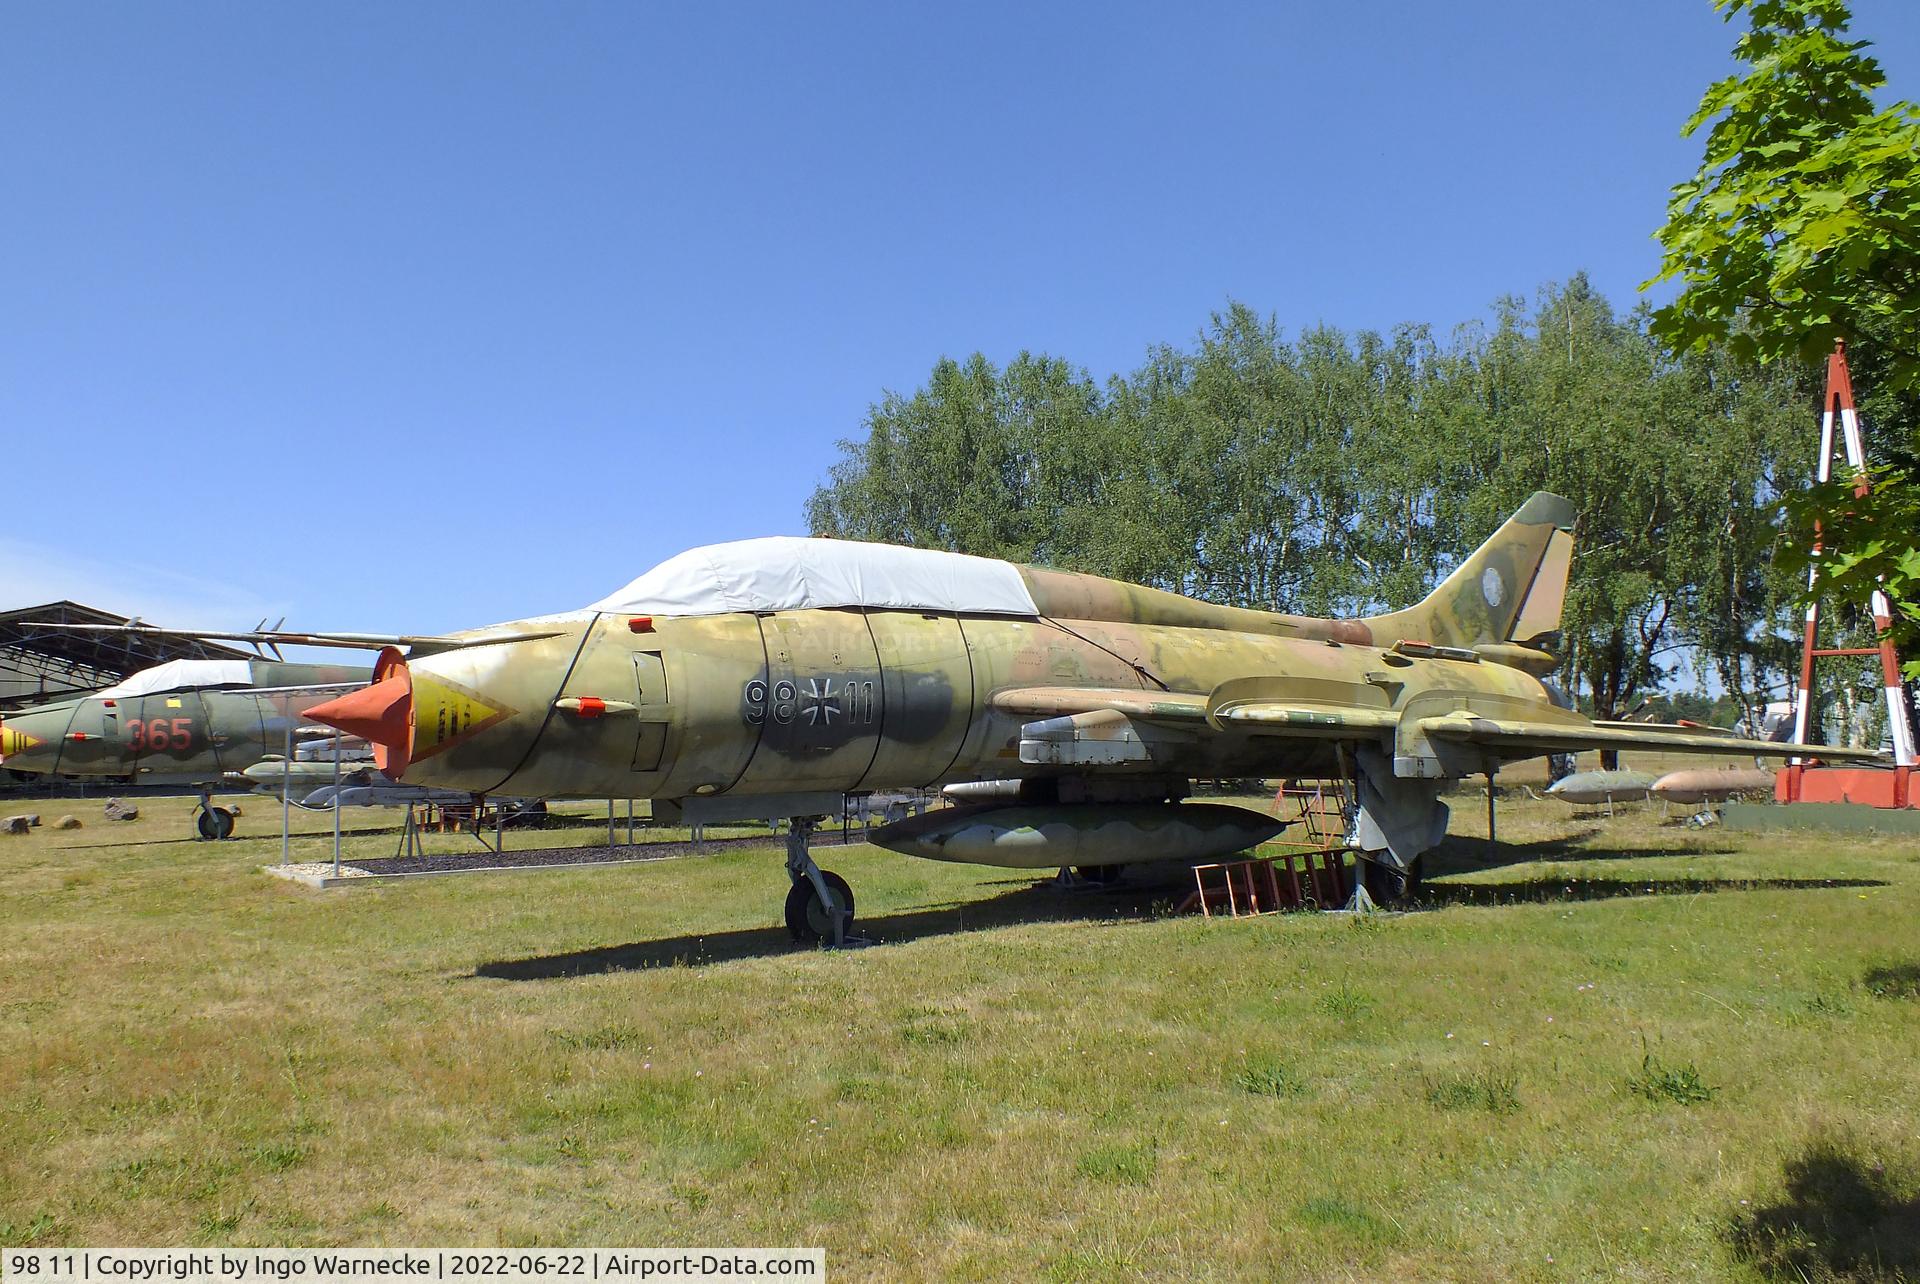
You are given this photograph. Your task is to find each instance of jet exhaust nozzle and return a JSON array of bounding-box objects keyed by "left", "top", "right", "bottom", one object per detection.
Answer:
[{"left": 302, "top": 647, "right": 414, "bottom": 778}]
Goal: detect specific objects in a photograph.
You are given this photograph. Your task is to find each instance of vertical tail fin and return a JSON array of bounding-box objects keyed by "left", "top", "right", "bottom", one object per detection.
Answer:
[{"left": 1361, "top": 492, "right": 1576, "bottom": 650}]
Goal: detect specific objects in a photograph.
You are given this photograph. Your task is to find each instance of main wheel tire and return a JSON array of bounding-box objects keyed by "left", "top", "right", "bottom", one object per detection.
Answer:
[
  {"left": 195, "top": 807, "right": 235, "bottom": 841},
  {"left": 1360, "top": 857, "right": 1411, "bottom": 905},
  {"left": 785, "top": 869, "right": 855, "bottom": 943}
]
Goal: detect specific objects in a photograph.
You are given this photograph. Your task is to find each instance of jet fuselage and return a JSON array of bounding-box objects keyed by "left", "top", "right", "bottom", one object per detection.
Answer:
[{"left": 361, "top": 605, "right": 1550, "bottom": 802}]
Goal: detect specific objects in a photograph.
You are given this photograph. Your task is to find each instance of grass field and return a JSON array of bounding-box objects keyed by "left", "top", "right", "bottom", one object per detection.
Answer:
[{"left": 2, "top": 783, "right": 1918, "bottom": 1281}]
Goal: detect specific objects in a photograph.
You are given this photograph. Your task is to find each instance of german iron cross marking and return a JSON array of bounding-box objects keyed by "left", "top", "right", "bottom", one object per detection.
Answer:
[{"left": 802, "top": 677, "right": 841, "bottom": 726}]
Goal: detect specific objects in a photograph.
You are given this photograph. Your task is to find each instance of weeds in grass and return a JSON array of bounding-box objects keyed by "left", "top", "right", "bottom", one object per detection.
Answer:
[
  {"left": 553, "top": 1025, "right": 643, "bottom": 1051},
  {"left": 250, "top": 1141, "right": 307, "bottom": 1173},
  {"left": 1076, "top": 1142, "right": 1157, "bottom": 1186},
  {"left": 1423, "top": 1067, "right": 1521, "bottom": 1114},
  {"left": 1234, "top": 1058, "right": 1307, "bottom": 1098},
  {"left": 194, "top": 1203, "right": 248, "bottom": 1241},
  {"left": 925, "top": 1116, "right": 968, "bottom": 1149},
  {"left": 1297, "top": 1196, "right": 1395, "bottom": 1240},
  {"left": 1043, "top": 1246, "right": 1140, "bottom": 1281},
  {"left": 1315, "top": 982, "right": 1374, "bottom": 1020},
  {"left": 1728, "top": 1133, "right": 1920, "bottom": 1281},
  {"left": 1803, "top": 988, "right": 1857, "bottom": 1018},
  {"left": 669, "top": 1181, "right": 711, "bottom": 1212},
  {"left": 1627, "top": 1051, "right": 1717, "bottom": 1106},
  {"left": 0, "top": 1214, "right": 63, "bottom": 1247},
  {"left": 834, "top": 1075, "right": 884, "bottom": 1102},
  {"left": 899, "top": 1005, "right": 967, "bottom": 1046}
]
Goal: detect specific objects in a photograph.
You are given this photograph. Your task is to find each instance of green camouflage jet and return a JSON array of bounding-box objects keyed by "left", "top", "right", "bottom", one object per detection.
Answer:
[
  {"left": 0, "top": 658, "right": 370, "bottom": 837},
  {"left": 56, "top": 494, "right": 1877, "bottom": 939}
]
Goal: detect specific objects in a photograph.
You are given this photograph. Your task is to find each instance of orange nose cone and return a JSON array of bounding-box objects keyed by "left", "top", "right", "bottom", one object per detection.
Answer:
[{"left": 303, "top": 647, "right": 413, "bottom": 777}]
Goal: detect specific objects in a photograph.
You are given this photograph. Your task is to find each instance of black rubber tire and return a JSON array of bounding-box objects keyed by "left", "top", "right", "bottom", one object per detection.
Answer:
[
  {"left": 785, "top": 869, "right": 855, "bottom": 943},
  {"left": 195, "top": 807, "right": 236, "bottom": 841},
  {"left": 1073, "top": 864, "right": 1124, "bottom": 886},
  {"left": 1360, "top": 857, "right": 1411, "bottom": 905}
]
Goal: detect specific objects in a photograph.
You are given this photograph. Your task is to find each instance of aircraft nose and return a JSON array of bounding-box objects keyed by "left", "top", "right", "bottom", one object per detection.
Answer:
[
  {"left": 0, "top": 712, "right": 55, "bottom": 769},
  {"left": 304, "top": 647, "right": 415, "bottom": 777}
]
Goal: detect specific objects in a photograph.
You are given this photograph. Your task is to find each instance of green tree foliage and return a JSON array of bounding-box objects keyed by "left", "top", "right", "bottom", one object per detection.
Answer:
[
  {"left": 807, "top": 283, "right": 1807, "bottom": 723},
  {"left": 1648, "top": 0, "right": 1920, "bottom": 677}
]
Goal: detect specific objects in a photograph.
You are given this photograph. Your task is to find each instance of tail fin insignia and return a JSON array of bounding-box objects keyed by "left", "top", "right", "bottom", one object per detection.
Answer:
[{"left": 1361, "top": 492, "right": 1576, "bottom": 651}]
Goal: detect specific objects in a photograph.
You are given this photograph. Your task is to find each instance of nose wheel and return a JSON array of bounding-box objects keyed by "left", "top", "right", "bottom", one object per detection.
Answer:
[
  {"left": 785, "top": 869, "right": 854, "bottom": 944},
  {"left": 783, "top": 816, "right": 855, "bottom": 946},
  {"left": 194, "top": 797, "right": 237, "bottom": 841}
]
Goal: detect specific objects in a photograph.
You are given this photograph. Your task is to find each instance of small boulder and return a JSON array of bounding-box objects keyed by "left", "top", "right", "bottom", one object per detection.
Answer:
[
  {"left": 53, "top": 815, "right": 81, "bottom": 830},
  {"left": 103, "top": 799, "right": 140, "bottom": 821},
  {"left": 3, "top": 815, "right": 33, "bottom": 835},
  {"left": 229, "top": 804, "right": 243, "bottom": 817}
]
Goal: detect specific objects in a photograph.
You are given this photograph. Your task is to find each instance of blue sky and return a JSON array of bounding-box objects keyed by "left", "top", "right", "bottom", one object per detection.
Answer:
[{"left": 5, "top": 1, "right": 1918, "bottom": 641}]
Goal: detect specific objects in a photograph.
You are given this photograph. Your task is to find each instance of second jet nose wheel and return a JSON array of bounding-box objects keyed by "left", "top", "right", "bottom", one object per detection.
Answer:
[
  {"left": 785, "top": 869, "right": 854, "bottom": 944},
  {"left": 195, "top": 806, "right": 236, "bottom": 841}
]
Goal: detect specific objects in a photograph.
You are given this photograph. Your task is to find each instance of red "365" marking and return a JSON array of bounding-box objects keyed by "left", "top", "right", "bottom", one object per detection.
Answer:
[{"left": 127, "top": 718, "right": 193, "bottom": 752}]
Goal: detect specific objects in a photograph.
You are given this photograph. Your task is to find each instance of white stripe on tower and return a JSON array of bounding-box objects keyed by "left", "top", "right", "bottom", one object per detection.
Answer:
[{"left": 1839, "top": 408, "right": 1866, "bottom": 471}]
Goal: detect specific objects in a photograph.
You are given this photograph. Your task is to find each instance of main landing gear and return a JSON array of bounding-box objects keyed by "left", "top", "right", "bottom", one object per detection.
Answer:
[
  {"left": 194, "top": 793, "right": 237, "bottom": 841},
  {"left": 1357, "top": 855, "right": 1424, "bottom": 906},
  {"left": 783, "top": 815, "right": 855, "bottom": 947}
]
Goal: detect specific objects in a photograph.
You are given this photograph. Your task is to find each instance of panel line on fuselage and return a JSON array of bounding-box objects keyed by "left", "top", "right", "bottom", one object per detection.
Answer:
[
  {"left": 848, "top": 609, "right": 889, "bottom": 792},
  {"left": 719, "top": 611, "right": 778, "bottom": 797},
  {"left": 484, "top": 622, "right": 602, "bottom": 798}
]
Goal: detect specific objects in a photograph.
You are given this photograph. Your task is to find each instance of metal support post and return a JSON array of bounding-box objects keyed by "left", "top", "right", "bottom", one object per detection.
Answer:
[
  {"left": 281, "top": 722, "right": 291, "bottom": 866},
  {"left": 1486, "top": 771, "right": 1496, "bottom": 849},
  {"left": 332, "top": 732, "right": 342, "bottom": 877}
]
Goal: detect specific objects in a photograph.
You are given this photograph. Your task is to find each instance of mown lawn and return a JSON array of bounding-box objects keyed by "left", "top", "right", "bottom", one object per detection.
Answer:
[{"left": 2, "top": 790, "right": 1917, "bottom": 1281}]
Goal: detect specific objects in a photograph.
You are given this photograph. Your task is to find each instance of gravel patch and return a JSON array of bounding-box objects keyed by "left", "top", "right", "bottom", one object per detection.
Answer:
[{"left": 268, "top": 861, "right": 375, "bottom": 880}]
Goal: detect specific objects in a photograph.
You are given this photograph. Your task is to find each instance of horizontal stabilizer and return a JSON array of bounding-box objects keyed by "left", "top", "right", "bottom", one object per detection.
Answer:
[{"left": 1416, "top": 714, "right": 1884, "bottom": 761}]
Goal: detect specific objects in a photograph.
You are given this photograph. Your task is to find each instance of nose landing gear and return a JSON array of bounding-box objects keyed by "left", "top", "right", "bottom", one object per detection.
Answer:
[
  {"left": 783, "top": 815, "right": 854, "bottom": 947},
  {"left": 194, "top": 793, "right": 237, "bottom": 841}
]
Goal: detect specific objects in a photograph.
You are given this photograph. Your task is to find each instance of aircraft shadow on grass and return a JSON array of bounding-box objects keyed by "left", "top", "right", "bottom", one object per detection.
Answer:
[
  {"left": 472, "top": 879, "right": 1174, "bottom": 980},
  {"left": 1727, "top": 1133, "right": 1920, "bottom": 1282},
  {"left": 1418, "top": 834, "right": 1888, "bottom": 906},
  {"left": 473, "top": 843, "right": 1887, "bottom": 980}
]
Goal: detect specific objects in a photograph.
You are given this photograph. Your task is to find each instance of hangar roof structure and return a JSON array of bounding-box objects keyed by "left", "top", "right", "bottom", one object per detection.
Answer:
[{"left": 0, "top": 601, "right": 254, "bottom": 712}]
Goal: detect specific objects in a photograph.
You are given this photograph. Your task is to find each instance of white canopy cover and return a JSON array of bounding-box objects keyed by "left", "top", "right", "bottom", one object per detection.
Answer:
[
  {"left": 590, "top": 537, "right": 1039, "bottom": 618},
  {"left": 97, "top": 659, "right": 255, "bottom": 700}
]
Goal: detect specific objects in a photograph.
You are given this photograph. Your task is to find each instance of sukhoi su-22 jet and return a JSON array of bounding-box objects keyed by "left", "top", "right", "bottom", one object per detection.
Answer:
[{"left": 73, "top": 494, "right": 1881, "bottom": 943}]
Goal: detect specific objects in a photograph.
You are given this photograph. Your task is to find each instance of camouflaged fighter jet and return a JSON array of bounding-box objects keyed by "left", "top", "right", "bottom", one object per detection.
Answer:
[
  {"left": 55, "top": 493, "right": 1877, "bottom": 941},
  {"left": 0, "top": 657, "right": 370, "bottom": 838}
]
